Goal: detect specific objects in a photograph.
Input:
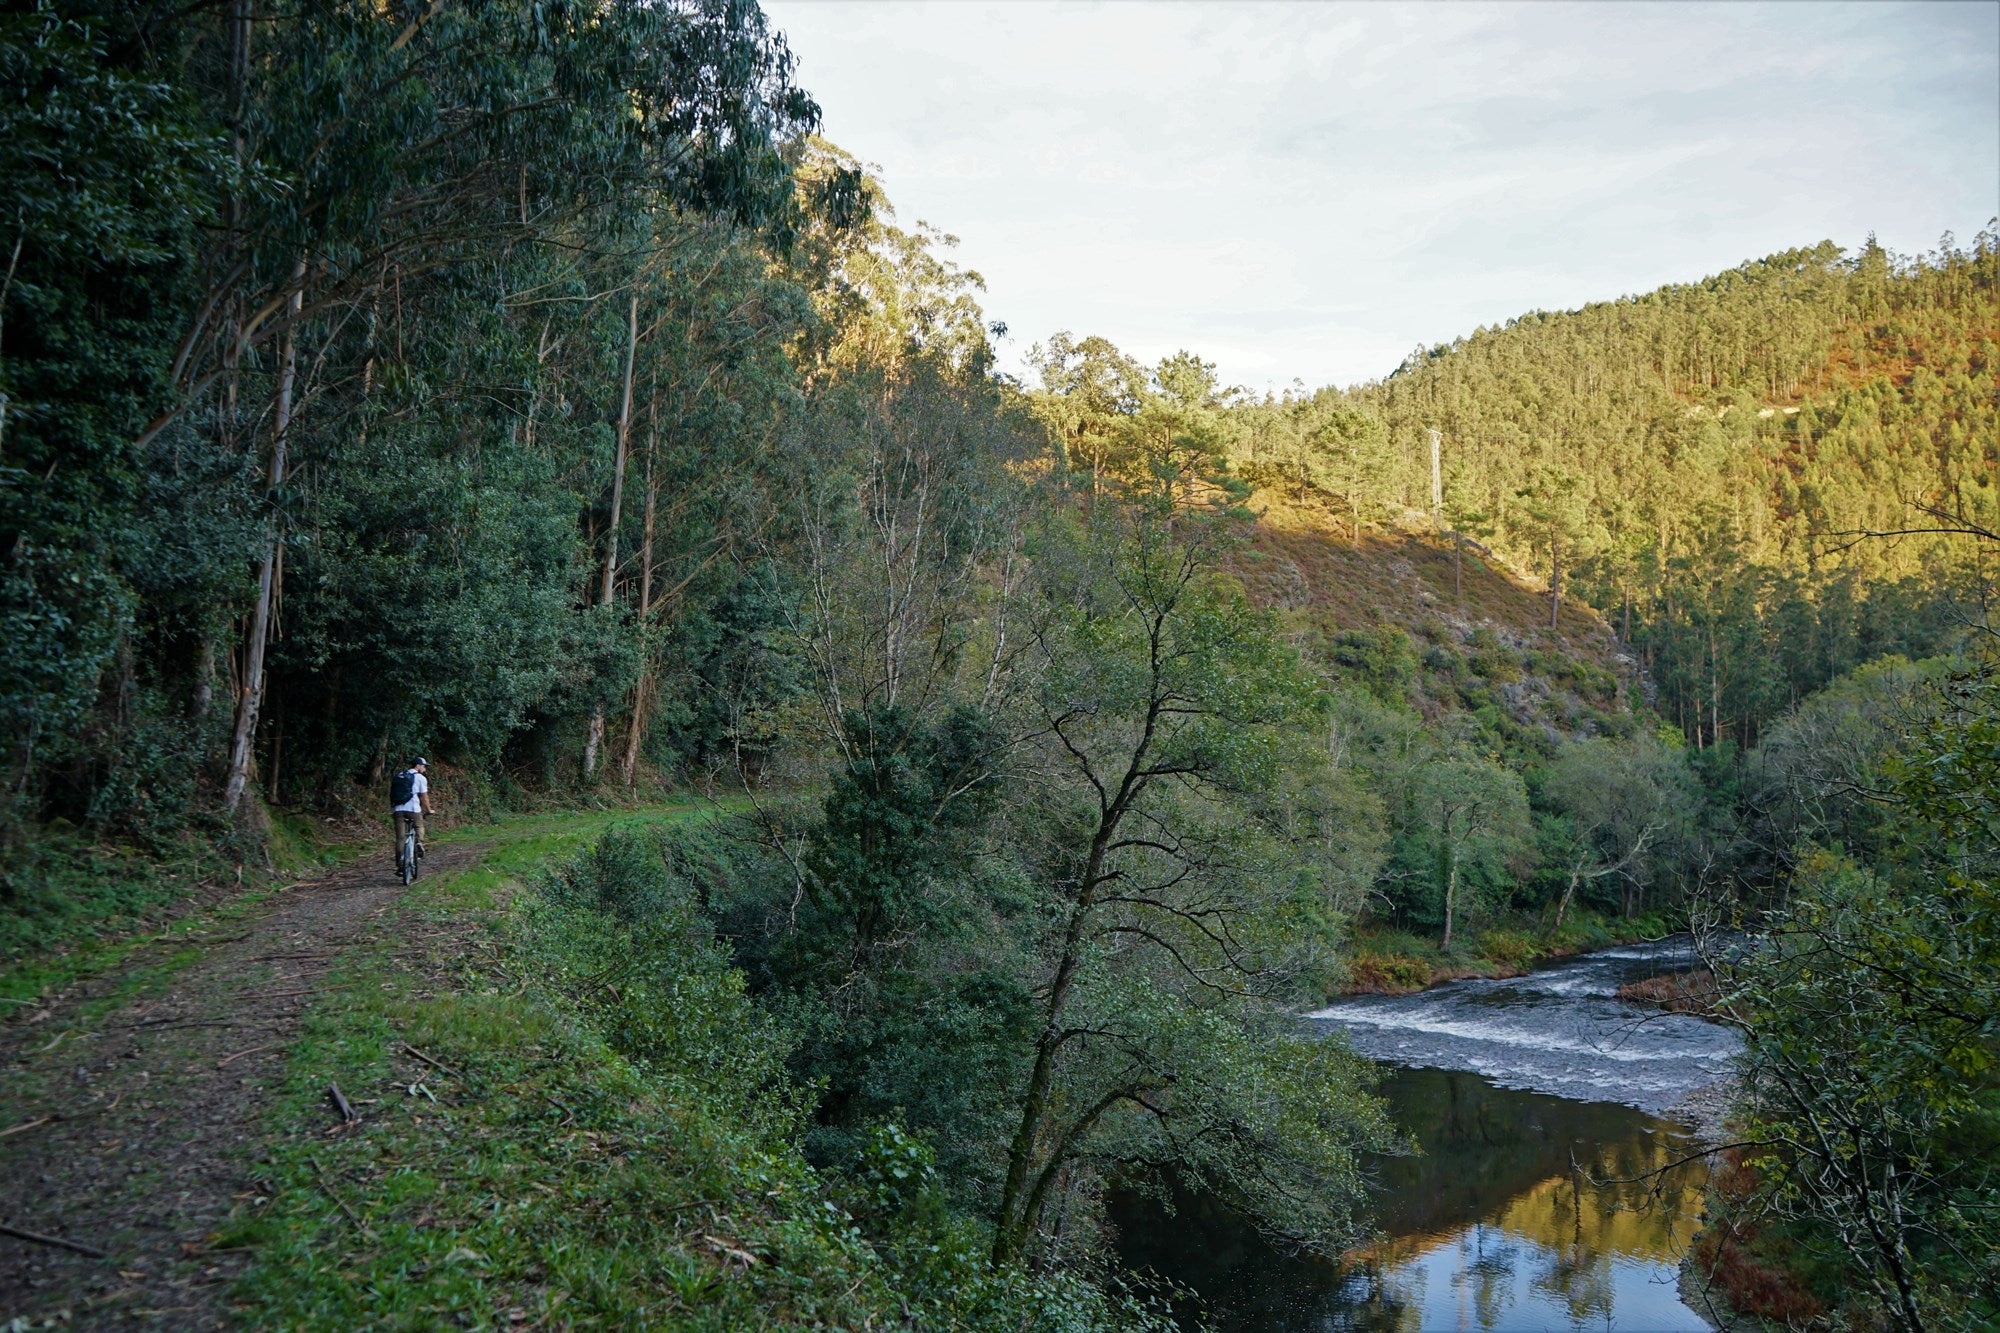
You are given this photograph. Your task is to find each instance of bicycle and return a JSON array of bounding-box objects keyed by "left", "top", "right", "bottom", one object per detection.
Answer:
[{"left": 398, "top": 818, "right": 422, "bottom": 885}]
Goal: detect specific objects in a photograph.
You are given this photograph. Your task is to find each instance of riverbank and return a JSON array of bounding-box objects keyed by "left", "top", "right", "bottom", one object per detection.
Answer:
[
  {"left": 1666, "top": 1075, "right": 1738, "bottom": 1144},
  {"left": 1339, "top": 910, "right": 1680, "bottom": 996}
]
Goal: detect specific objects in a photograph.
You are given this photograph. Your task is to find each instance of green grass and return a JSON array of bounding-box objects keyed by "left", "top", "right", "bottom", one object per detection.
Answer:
[
  {"left": 223, "top": 805, "right": 889, "bottom": 1330},
  {"left": 0, "top": 798, "right": 743, "bottom": 1010},
  {"left": 226, "top": 809, "right": 1143, "bottom": 1331}
]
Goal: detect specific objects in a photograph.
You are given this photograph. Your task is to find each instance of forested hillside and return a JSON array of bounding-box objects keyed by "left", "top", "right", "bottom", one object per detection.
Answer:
[
  {"left": 1, "top": 4, "right": 1993, "bottom": 1330},
  {"left": 1349, "top": 238, "right": 1996, "bottom": 744}
]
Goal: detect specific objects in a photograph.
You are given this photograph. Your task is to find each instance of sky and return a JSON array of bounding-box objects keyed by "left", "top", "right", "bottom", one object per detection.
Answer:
[{"left": 760, "top": 0, "right": 2000, "bottom": 392}]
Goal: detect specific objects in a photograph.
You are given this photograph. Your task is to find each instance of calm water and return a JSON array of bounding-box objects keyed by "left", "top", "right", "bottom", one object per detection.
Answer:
[{"left": 1114, "top": 940, "right": 1736, "bottom": 1331}]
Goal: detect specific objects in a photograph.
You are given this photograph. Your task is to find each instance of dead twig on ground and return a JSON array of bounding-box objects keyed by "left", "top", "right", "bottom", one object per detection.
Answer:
[
  {"left": 399, "top": 1042, "right": 459, "bottom": 1078},
  {"left": 217, "top": 1044, "right": 279, "bottom": 1067},
  {"left": 327, "top": 1083, "right": 360, "bottom": 1125},
  {"left": 0, "top": 1115, "right": 58, "bottom": 1138},
  {"left": 306, "top": 1155, "right": 375, "bottom": 1239},
  {"left": 0, "top": 1220, "right": 109, "bottom": 1258}
]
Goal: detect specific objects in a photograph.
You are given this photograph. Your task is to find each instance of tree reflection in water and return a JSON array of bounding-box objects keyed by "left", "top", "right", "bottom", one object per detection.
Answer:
[{"left": 1111, "top": 1067, "right": 1711, "bottom": 1331}]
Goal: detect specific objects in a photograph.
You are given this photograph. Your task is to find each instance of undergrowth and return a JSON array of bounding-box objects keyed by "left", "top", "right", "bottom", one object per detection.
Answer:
[
  {"left": 228, "top": 820, "right": 1173, "bottom": 1330},
  {"left": 1339, "top": 909, "right": 1678, "bottom": 996}
]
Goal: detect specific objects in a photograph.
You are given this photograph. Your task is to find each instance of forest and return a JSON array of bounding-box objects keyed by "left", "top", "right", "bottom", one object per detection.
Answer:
[{"left": 1, "top": 2, "right": 1994, "bottom": 1329}]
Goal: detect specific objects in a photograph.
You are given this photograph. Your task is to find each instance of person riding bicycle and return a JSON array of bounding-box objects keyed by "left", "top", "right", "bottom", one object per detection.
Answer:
[{"left": 391, "top": 756, "right": 433, "bottom": 868}]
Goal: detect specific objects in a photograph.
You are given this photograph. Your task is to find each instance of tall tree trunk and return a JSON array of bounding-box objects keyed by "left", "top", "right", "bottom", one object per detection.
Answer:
[
  {"left": 994, "top": 750, "right": 1146, "bottom": 1264},
  {"left": 1549, "top": 532, "right": 1562, "bottom": 630},
  {"left": 192, "top": 631, "right": 216, "bottom": 723},
  {"left": 1453, "top": 529, "right": 1464, "bottom": 601},
  {"left": 1709, "top": 627, "right": 1721, "bottom": 750},
  {"left": 1441, "top": 835, "right": 1459, "bottom": 950},
  {"left": 1551, "top": 850, "right": 1586, "bottom": 935},
  {"left": 584, "top": 292, "right": 639, "bottom": 780},
  {"left": 619, "top": 440, "right": 657, "bottom": 786},
  {"left": 266, "top": 706, "right": 283, "bottom": 808},
  {"left": 223, "top": 270, "right": 302, "bottom": 812}
]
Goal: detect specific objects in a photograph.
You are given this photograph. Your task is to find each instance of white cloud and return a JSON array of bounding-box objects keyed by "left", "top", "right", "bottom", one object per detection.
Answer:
[{"left": 764, "top": 0, "right": 2000, "bottom": 391}]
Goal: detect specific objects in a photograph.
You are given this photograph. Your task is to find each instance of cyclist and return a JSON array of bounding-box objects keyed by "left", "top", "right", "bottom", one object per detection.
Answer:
[{"left": 391, "top": 756, "right": 433, "bottom": 870}]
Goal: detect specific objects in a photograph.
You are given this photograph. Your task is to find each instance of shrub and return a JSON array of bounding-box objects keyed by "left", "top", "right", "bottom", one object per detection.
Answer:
[
  {"left": 1345, "top": 951, "right": 1434, "bottom": 994},
  {"left": 1473, "top": 927, "right": 1541, "bottom": 969}
]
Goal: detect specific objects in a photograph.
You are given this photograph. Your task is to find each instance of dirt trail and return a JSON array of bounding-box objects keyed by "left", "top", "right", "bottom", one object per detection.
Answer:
[{"left": 0, "top": 841, "right": 483, "bottom": 1329}]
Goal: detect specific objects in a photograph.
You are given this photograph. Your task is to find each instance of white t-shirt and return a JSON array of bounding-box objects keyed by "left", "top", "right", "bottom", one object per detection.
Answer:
[{"left": 393, "top": 770, "right": 428, "bottom": 814}]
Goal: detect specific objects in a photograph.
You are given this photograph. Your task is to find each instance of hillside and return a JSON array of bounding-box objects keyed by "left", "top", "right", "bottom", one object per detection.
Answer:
[
  {"left": 1351, "top": 234, "right": 2000, "bottom": 745},
  {"left": 1234, "top": 490, "right": 1638, "bottom": 742}
]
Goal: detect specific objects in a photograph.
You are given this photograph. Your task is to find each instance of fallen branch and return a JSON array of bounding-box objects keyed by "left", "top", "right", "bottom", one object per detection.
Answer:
[
  {"left": 306, "top": 1154, "right": 375, "bottom": 1239},
  {"left": 218, "top": 1044, "right": 279, "bottom": 1068},
  {"left": 0, "top": 1115, "right": 58, "bottom": 1138},
  {"left": 327, "top": 1083, "right": 360, "bottom": 1125},
  {"left": 399, "top": 1042, "right": 459, "bottom": 1078},
  {"left": 0, "top": 1221, "right": 108, "bottom": 1258}
]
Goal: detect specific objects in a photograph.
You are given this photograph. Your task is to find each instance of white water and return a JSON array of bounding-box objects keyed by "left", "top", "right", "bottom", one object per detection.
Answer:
[{"left": 1307, "top": 937, "right": 1738, "bottom": 1112}]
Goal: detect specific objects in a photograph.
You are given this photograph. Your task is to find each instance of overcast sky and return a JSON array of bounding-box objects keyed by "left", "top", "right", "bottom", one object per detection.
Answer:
[{"left": 760, "top": 0, "right": 2000, "bottom": 392}]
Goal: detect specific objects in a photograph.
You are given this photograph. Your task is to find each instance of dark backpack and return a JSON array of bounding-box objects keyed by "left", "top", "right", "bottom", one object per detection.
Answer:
[{"left": 390, "top": 769, "right": 417, "bottom": 807}]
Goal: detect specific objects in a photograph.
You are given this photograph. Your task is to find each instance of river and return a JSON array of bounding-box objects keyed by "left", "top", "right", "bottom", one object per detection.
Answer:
[{"left": 1112, "top": 939, "right": 1739, "bottom": 1331}]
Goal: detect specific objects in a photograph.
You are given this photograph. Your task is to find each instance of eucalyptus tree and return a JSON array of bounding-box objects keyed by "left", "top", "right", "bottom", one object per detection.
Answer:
[
  {"left": 1025, "top": 332, "right": 1147, "bottom": 496},
  {"left": 3, "top": 0, "right": 832, "bottom": 827},
  {"left": 0, "top": 4, "right": 240, "bottom": 837}
]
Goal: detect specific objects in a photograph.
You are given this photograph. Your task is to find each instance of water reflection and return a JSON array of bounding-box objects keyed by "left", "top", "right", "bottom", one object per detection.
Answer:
[{"left": 1113, "top": 1068, "right": 1711, "bottom": 1331}]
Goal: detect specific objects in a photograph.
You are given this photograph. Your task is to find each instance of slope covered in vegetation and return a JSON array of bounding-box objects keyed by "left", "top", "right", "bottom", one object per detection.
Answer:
[
  {"left": 1354, "top": 237, "right": 1997, "bottom": 745},
  {"left": 2, "top": 3, "right": 1993, "bottom": 1328}
]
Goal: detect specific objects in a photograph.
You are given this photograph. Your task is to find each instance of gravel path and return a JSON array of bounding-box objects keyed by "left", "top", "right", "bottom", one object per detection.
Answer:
[{"left": 0, "top": 841, "right": 482, "bottom": 1329}]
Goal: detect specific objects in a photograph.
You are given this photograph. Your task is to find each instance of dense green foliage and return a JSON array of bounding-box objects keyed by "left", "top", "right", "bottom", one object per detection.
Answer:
[
  {"left": 1, "top": 0, "right": 1399, "bottom": 1303},
  {"left": 7, "top": 4, "right": 1995, "bottom": 1324},
  {"left": 2, "top": 0, "right": 833, "bottom": 852},
  {"left": 1709, "top": 657, "right": 1999, "bottom": 1330},
  {"left": 240, "top": 817, "right": 1176, "bottom": 1331},
  {"left": 1353, "top": 236, "right": 1998, "bottom": 744}
]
